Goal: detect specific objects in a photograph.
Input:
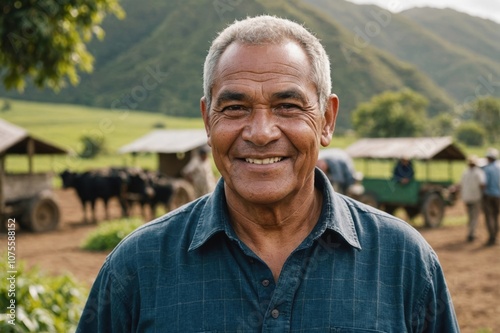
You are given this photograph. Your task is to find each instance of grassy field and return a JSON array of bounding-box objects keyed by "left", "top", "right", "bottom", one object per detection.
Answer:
[
  {"left": 1, "top": 98, "right": 498, "bottom": 185},
  {"left": 1, "top": 99, "right": 204, "bottom": 175}
]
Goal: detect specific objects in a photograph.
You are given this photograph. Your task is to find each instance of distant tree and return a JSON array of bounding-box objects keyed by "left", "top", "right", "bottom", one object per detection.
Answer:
[
  {"left": 455, "top": 121, "right": 486, "bottom": 147},
  {"left": 0, "top": 0, "right": 124, "bottom": 91},
  {"left": 473, "top": 97, "right": 500, "bottom": 143},
  {"left": 352, "top": 88, "right": 428, "bottom": 138},
  {"left": 428, "top": 113, "right": 456, "bottom": 136}
]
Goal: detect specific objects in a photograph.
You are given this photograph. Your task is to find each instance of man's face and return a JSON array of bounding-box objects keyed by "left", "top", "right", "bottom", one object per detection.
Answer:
[{"left": 201, "top": 41, "right": 337, "bottom": 205}]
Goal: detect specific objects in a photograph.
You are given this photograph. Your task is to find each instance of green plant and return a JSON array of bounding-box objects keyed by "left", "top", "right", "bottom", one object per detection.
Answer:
[
  {"left": 0, "top": 259, "right": 87, "bottom": 333},
  {"left": 81, "top": 218, "right": 144, "bottom": 251}
]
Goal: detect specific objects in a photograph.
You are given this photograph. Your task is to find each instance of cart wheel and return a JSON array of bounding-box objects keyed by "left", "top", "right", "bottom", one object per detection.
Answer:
[
  {"left": 359, "top": 192, "right": 379, "bottom": 209},
  {"left": 23, "top": 195, "right": 60, "bottom": 232},
  {"left": 421, "top": 193, "right": 445, "bottom": 228}
]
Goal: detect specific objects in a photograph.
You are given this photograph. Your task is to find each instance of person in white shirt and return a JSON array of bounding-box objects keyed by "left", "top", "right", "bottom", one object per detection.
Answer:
[
  {"left": 182, "top": 145, "right": 217, "bottom": 197},
  {"left": 460, "top": 155, "right": 486, "bottom": 242}
]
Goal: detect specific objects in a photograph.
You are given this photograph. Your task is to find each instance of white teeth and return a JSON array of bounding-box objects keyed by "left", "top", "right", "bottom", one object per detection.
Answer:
[{"left": 245, "top": 157, "right": 282, "bottom": 165}]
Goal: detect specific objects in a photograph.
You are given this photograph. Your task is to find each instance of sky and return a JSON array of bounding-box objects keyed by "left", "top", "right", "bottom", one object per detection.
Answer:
[{"left": 347, "top": 0, "right": 500, "bottom": 24}]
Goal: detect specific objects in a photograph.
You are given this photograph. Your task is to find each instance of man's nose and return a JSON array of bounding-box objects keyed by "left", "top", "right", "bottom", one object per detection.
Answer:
[{"left": 241, "top": 108, "right": 280, "bottom": 146}]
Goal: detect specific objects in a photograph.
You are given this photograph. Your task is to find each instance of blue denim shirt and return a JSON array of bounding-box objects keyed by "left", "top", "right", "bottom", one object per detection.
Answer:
[
  {"left": 77, "top": 169, "right": 459, "bottom": 332},
  {"left": 483, "top": 161, "right": 500, "bottom": 197}
]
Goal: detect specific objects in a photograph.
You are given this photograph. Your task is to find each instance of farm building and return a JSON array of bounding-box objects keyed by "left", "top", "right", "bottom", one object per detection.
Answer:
[
  {"left": 0, "top": 118, "right": 67, "bottom": 231},
  {"left": 118, "top": 129, "right": 208, "bottom": 177}
]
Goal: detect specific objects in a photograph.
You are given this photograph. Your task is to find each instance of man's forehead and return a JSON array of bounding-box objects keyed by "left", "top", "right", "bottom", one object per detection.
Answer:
[{"left": 216, "top": 41, "right": 310, "bottom": 74}]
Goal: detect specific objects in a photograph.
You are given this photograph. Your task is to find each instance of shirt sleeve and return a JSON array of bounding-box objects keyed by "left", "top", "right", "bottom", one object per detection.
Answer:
[
  {"left": 412, "top": 254, "right": 460, "bottom": 332},
  {"left": 76, "top": 260, "right": 133, "bottom": 333}
]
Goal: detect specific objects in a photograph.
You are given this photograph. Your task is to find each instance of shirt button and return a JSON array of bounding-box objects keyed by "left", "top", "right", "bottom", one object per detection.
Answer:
[
  {"left": 261, "top": 279, "right": 270, "bottom": 287},
  {"left": 271, "top": 309, "right": 279, "bottom": 319}
]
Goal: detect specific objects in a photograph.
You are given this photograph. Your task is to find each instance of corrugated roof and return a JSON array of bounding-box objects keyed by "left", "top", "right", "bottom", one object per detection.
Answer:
[
  {"left": 345, "top": 137, "right": 466, "bottom": 160},
  {"left": 0, "top": 118, "right": 67, "bottom": 155},
  {"left": 118, "top": 129, "right": 208, "bottom": 154}
]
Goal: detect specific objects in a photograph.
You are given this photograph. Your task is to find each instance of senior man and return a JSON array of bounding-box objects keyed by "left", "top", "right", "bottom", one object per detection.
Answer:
[{"left": 77, "top": 15, "right": 459, "bottom": 332}]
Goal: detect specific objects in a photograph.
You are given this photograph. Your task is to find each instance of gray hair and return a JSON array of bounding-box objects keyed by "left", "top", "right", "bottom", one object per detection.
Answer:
[{"left": 203, "top": 15, "right": 332, "bottom": 113}]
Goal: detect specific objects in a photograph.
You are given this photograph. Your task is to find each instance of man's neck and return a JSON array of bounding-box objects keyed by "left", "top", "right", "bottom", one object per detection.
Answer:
[{"left": 226, "top": 188, "right": 323, "bottom": 281}]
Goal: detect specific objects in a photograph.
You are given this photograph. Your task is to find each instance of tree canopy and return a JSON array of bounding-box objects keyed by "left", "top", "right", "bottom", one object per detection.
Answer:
[
  {"left": 0, "top": 0, "right": 124, "bottom": 91},
  {"left": 351, "top": 88, "right": 428, "bottom": 138},
  {"left": 473, "top": 96, "right": 500, "bottom": 143}
]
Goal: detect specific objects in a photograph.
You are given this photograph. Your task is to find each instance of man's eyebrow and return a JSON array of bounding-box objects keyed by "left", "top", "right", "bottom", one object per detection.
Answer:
[
  {"left": 271, "top": 90, "right": 307, "bottom": 102},
  {"left": 214, "top": 90, "right": 248, "bottom": 106}
]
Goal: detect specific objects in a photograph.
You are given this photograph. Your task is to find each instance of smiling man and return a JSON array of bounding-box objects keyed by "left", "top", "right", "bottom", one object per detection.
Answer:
[{"left": 77, "top": 15, "right": 459, "bottom": 332}]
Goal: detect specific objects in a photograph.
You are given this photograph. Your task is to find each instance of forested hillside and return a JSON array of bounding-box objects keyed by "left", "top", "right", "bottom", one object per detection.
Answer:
[
  {"left": 3, "top": 0, "right": 498, "bottom": 129},
  {"left": 304, "top": 0, "right": 500, "bottom": 105}
]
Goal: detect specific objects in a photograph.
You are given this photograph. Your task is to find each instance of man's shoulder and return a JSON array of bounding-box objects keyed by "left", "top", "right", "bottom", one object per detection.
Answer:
[
  {"left": 105, "top": 197, "right": 208, "bottom": 267},
  {"left": 338, "top": 194, "right": 434, "bottom": 253}
]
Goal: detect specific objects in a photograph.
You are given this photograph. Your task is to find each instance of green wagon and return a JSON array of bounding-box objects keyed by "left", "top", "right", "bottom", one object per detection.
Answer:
[{"left": 345, "top": 137, "right": 466, "bottom": 228}]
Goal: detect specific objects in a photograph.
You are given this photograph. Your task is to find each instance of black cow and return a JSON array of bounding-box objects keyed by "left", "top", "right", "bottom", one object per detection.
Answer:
[
  {"left": 60, "top": 168, "right": 128, "bottom": 223},
  {"left": 118, "top": 167, "right": 154, "bottom": 218},
  {"left": 119, "top": 168, "right": 175, "bottom": 220},
  {"left": 148, "top": 171, "right": 175, "bottom": 218}
]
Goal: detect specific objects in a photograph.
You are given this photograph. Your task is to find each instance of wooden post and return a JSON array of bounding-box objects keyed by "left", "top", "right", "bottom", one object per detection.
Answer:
[
  {"left": 0, "top": 154, "right": 5, "bottom": 217},
  {"left": 27, "top": 138, "right": 34, "bottom": 174},
  {"left": 426, "top": 160, "right": 430, "bottom": 182},
  {"left": 448, "top": 160, "right": 453, "bottom": 183}
]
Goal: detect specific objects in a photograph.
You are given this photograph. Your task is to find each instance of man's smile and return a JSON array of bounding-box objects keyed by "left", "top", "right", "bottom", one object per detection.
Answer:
[{"left": 244, "top": 157, "right": 283, "bottom": 165}]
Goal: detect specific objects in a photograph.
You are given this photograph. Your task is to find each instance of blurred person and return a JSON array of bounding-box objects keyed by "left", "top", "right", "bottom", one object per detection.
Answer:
[
  {"left": 482, "top": 148, "right": 500, "bottom": 246},
  {"left": 316, "top": 156, "right": 355, "bottom": 194},
  {"left": 76, "top": 15, "right": 459, "bottom": 332},
  {"left": 460, "top": 155, "right": 486, "bottom": 242},
  {"left": 181, "top": 145, "right": 216, "bottom": 197},
  {"left": 393, "top": 155, "right": 415, "bottom": 185}
]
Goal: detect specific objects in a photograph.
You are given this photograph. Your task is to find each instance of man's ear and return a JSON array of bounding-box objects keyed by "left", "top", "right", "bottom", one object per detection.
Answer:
[
  {"left": 200, "top": 96, "right": 212, "bottom": 147},
  {"left": 320, "top": 94, "right": 339, "bottom": 147}
]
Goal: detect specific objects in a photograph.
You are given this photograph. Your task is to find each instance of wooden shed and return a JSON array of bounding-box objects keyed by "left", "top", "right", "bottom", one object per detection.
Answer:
[
  {"left": 0, "top": 118, "right": 66, "bottom": 232},
  {"left": 118, "top": 129, "right": 208, "bottom": 177}
]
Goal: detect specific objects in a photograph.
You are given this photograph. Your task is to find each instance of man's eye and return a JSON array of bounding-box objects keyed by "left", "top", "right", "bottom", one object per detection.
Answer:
[
  {"left": 222, "top": 105, "right": 246, "bottom": 112},
  {"left": 275, "top": 104, "right": 300, "bottom": 111}
]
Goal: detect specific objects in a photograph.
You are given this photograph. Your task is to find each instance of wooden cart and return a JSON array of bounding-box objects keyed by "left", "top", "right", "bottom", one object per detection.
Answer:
[{"left": 0, "top": 119, "right": 66, "bottom": 232}]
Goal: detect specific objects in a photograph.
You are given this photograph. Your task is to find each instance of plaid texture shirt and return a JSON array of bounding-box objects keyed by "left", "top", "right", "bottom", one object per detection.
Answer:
[{"left": 77, "top": 169, "right": 459, "bottom": 333}]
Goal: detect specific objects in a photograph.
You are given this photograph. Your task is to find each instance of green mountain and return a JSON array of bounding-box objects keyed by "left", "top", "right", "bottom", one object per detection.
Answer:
[
  {"left": 1, "top": 0, "right": 457, "bottom": 129},
  {"left": 303, "top": 0, "right": 500, "bottom": 104},
  {"left": 402, "top": 7, "right": 500, "bottom": 65}
]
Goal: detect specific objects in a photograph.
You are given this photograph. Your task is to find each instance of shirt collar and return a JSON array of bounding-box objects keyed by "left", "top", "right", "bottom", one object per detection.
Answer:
[{"left": 188, "top": 168, "right": 361, "bottom": 252}]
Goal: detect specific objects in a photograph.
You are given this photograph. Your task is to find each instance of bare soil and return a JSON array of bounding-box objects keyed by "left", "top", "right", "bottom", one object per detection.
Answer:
[{"left": 1, "top": 188, "right": 499, "bottom": 332}]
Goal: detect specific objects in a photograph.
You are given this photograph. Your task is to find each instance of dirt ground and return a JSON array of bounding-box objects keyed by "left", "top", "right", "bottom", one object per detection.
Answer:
[{"left": 2, "top": 188, "right": 499, "bottom": 332}]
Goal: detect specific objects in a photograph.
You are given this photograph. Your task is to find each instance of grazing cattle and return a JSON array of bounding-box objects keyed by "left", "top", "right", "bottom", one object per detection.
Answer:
[
  {"left": 118, "top": 167, "right": 154, "bottom": 218},
  {"left": 148, "top": 172, "right": 175, "bottom": 218},
  {"left": 60, "top": 168, "right": 128, "bottom": 223},
  {"left": 117, "top": 168, "right": 176, "bottom": 220}
]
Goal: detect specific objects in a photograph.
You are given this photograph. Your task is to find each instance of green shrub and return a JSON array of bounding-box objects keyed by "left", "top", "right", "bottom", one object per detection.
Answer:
[
  {"left": 79, "top": 134, "right": 106, "bottom": 159},
  {"left": 81, "top": 218, "right": 144, "bottom": 251},
  {"left": 0, "top": 259, "right": 87, "bottom": 333}
]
